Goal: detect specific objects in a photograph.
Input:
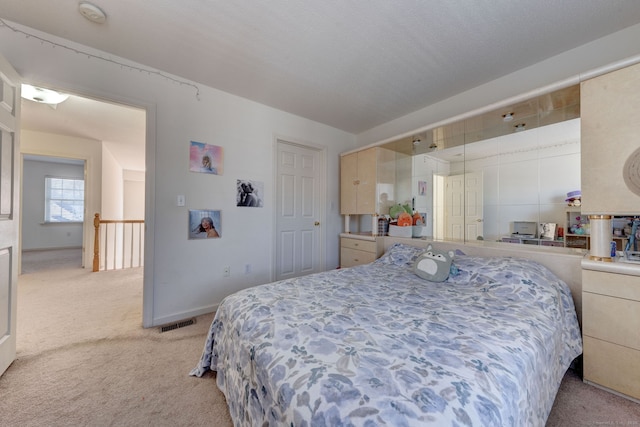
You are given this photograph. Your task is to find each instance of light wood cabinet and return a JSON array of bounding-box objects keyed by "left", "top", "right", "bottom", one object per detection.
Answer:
[
  {"left": 340, "top": 147, "right": 396, "bottom": 216},
  {"left": 581, "top": 62, "right": 640, "bottom": 214},
  {"left": 582, "top": 268, "right": 640, "bottom": 400},
  {"left": 340, "top": 236, "right": 384, "bottom": 268}
]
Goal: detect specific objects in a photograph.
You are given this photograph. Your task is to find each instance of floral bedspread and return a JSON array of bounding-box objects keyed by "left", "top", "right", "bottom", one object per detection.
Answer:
[{"left": 191, "top": 243, "right": 582, "bottom": 426}]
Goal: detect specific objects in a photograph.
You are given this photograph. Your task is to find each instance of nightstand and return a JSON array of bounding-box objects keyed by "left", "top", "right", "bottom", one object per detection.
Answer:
[{"left": 340, "top": 235, "right": 383, "bottom": 268}]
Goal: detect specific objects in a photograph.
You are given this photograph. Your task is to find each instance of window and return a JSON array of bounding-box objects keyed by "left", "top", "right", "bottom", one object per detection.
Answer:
[{"left": 45, "top": 177, "right": 85, "bottom": 222}]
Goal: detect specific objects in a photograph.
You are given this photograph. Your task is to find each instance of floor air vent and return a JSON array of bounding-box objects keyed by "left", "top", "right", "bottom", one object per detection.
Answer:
[{"left": 159, "top": 317, "right": 196, "bottom": 333}]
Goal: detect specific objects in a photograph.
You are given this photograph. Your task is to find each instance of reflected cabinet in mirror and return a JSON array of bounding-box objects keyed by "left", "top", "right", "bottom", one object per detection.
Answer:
[{"left": 382, "top": 85, "right": 583, "bottom": 251}]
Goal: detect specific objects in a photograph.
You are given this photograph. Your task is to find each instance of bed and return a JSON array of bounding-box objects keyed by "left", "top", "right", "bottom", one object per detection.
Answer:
[{"left": 191, "top": 243, "right": 582, "bottom": 426}]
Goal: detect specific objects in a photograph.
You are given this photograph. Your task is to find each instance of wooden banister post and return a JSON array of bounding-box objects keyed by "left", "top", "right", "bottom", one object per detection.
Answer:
[{"left": 93, "top": 213, "right": 100, "bottom": 272}]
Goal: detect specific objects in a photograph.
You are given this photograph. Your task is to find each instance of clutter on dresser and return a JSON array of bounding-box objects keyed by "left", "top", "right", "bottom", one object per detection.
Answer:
[{"left": 387, "top": 203, "right": 424, "bottom": 237}]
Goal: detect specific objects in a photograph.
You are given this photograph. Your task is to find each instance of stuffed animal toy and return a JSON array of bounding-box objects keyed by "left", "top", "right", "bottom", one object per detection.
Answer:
[{"left": 413, "top": 244, "right": 455, "bottom": 282}]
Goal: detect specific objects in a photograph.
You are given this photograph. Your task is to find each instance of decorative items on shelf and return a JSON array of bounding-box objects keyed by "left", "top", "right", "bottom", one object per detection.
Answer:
[
  {"left": 569, "top": 215, "right": 589, "bottom": 235},
  {"left": 565, "top": 190, "right": 581, "bottom": 207}
]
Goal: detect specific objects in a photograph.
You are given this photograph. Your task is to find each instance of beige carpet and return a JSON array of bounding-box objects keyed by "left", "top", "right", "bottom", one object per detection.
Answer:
[
  {"left": 1, "top": 259, "right": 232, "bottom": 427},
  {"left": 20, "top": 248, "right": 83, "bottom": 274},
  {"left": 2, "top": 250, "right": 640, "bottom": 426}
]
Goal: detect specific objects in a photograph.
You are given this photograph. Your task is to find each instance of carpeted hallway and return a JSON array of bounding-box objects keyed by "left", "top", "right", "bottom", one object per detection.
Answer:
[{"left": 1, "top": 249, "right": 639, "bottom": 426}]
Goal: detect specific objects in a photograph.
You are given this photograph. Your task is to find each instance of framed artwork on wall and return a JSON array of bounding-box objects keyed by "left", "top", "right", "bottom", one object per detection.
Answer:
[
  {"left": 189, "top": 141, "right": 224, "bottom": 175},
  {"left": 236, "top": 179, "right": 264, "bottom": 207},
  {"left": 418, "top": 180, "right": 427, "bottom": 196},
  {"left": 189, "top": 209, "right": 221, "bottom": 239}
]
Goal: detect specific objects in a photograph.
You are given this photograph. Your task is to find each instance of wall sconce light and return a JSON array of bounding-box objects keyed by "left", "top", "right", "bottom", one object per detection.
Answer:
[
  {"left": 502, "top": 112, "right": 514, "bottom": 122},
  {"left": 21, "top": 84, "right": 70, "bottom": 105}
]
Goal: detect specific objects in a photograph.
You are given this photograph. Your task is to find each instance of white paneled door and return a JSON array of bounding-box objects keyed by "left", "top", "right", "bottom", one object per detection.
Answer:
[
  {"left": 444, "top": 172, "right": 483, "bottom": 241},
  {"left": 275, "top": 140, "right": 323, "bottom": 281},
  {"left": 0, "top": 53, "right": 21, "bottom": 377}
]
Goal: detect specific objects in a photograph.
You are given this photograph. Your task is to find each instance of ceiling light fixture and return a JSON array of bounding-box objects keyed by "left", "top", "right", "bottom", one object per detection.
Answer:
[
  {"left": 78, "top": 2, "right": 107, "bottom": 24},
  {"left": 502, "top": 112, "right": 514, "bottom": 122},
  {"left": 412, "top": 136, "right": 421, "bottom": 146},
  {"left": 514, "top": 123, "right": 526, "bottom": 132},
  {"left": 21, "top": 84, "right": 70, "bottom": 105}
]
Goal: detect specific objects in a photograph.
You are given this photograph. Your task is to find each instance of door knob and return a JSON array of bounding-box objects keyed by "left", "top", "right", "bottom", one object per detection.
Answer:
[{"left": 314, "top": 221, "right": 320, "bottom": 226}]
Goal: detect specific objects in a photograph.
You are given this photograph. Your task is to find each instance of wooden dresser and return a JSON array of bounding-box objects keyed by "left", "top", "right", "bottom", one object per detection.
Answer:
[
  {"left": 582, "top": 258, "right": 640, "bottom": 401},
  {"left": 340, "top": 235, "right": 384, "bottom": 268}
]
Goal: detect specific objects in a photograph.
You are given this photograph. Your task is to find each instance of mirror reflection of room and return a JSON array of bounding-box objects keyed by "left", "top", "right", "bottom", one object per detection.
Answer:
[{"left": 384, "top": 85, "right": 582, "bottom": 250}]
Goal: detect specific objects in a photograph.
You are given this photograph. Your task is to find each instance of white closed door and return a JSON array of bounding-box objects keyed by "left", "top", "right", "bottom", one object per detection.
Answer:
[
  {"left": 0, "top": 53, "right": 21, "bottom": 377},
  {"left": 464, "top": 171, "right": 484, "bottom": 240},
  {"left": 275, "top": 140, "right": 324, "bottom": 281},
  {"left": 445, "top": 171, "right": 483, "bottom": 242},
  {"left": 445, "top": 174, "right": 465, "bottom": 241}
]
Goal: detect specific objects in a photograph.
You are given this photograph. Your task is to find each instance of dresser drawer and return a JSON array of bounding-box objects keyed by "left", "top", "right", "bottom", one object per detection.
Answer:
[
  {"left": 584, "top": 336, "right": 640, "bottom": 400},
  {"left": 340, "top": 237, "right": 377, "bottom": 253},
  {"left": 583, "top": 269, "right": 640, "bottom": 300},
  {"left": 583, "top": 291, "right": 640, "bottom": 350},
  {"left": 340, "top": 247, "right": 377, "bottom": 268}
]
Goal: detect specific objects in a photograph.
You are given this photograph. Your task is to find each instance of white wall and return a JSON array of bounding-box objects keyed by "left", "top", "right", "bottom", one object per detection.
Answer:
[
  {"left": 21, "top": 158, "right": 84, "bottom": 250},
  {"left": 123, "top": 170, "right": 145, "bottom": 220},
  {"left": 101, "top": 145, "right": 123, "bottom": 220},
  {"left": 0, "top": 22, "right": 357, "bottom": 326}
]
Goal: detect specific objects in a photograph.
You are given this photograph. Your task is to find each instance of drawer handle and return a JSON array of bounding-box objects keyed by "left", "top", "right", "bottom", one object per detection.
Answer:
[
  {"left": 354, "top": 258, "right": 359, "bottom": 262},
  {"left": 354, "top": 243, "right": 359, "bottom": 247}
]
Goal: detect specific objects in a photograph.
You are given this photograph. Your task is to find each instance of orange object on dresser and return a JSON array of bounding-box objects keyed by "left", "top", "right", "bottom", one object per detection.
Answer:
[{"left": 397, "top": 212, "right": 412, "bottom": 227}]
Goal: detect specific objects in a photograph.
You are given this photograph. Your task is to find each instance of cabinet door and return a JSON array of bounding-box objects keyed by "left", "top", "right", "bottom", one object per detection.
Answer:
[
  {"left": 356, "top": 148, "right": 377, "bottom": 214},
  {"left": 340, "top": 152, "right": 358, "bottom": 214},
  {"left": 581, "top": 62, "right": 640, "bottom": 213}
]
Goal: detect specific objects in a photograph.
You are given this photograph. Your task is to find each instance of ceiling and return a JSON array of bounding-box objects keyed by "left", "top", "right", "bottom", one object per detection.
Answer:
[
  {"left": 20, "top": 94, "right": 146, "bottom": 171},
  {"left": 4, "top": 1, "right": 640, "bottom": 168}
]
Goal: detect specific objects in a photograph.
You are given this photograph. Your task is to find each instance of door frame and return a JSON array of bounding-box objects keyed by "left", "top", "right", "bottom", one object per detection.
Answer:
[
  {"left": 272, "top": 136, "right": 327, "bottom": 282},
  {"left": 16, "top": 82, "right": 156, "bottom": 328}
]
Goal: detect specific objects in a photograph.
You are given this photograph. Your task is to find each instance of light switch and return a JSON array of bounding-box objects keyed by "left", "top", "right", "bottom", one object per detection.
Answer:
[{"left": 177, "top": 195, "right": 185, "bottom": 207}]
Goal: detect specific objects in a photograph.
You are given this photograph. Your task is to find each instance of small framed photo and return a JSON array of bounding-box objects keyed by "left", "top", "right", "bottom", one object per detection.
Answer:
[
  {"left": 190, "top": 141, "right": 224, "bottom": 175},
  {"left": 236, "top": 179, "right": 264, "bottom": 207},
  {"left": 189, "top": 209, "right": 221, "bottom": 239},
  {"left": 539, "top": 222, "right": 557, "bottom": 240},
  {"left": 418, "top": 180, "right": 427, "bottom": 196}
]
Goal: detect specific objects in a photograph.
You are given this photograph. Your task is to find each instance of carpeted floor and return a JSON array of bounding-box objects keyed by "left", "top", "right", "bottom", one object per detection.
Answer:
[
  {"left": 21, "top": 248, "right": 83, "bottom": 274},
  {"left": 2, "top": 252, "right": 232, "bottom": 427},
  {"left": 2, "top": 249, "right": 640, "bottom": 426}
]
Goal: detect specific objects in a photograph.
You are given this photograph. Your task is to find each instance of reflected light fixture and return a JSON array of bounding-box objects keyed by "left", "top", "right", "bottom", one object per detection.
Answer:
[
  {"left": 502, "top": 112, "right": 514, "bottom": 122},
  {"left": 21, "top": 84, "right": 70, "bottom": 105},
  {"left": 514, "top": 123, "right": 526, "bottom": 132}
]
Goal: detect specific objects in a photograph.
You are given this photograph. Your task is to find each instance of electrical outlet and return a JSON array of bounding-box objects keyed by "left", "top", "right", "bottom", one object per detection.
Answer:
[
  {"left": 244, "top": 264, "right": 251, "bottom": 274},
  {"left": 223, "top": 266, "right": 230, "bottom": 277}
]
